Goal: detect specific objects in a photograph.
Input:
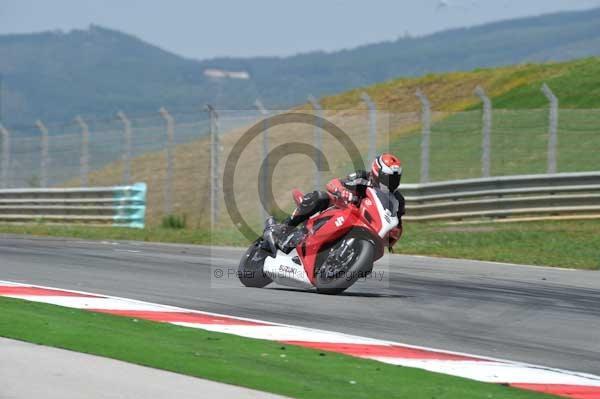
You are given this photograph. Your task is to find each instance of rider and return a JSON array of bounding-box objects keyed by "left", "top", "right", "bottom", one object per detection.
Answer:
[{"left": 269, "top": 153, "right": 405, "bottom": 251}]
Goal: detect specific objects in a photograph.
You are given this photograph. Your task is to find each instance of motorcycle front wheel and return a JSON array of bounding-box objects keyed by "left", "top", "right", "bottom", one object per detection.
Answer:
[{"left": 315, "top": 238, "right": 374, "bottom": 295}]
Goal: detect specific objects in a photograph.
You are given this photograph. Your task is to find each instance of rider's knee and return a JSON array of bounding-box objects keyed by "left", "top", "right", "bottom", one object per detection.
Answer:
[{"left": 315, "top": 191, "right": 331, "bottom": 211}]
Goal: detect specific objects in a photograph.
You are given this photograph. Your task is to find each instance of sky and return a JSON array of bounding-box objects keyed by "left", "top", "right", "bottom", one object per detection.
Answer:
[{"left": 2, "top": 0, "right": 600, "bottom": 60}]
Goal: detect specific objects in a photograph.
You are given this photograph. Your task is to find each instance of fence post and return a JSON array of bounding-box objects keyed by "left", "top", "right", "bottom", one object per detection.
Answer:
[
  {"left": 360, "top": 92, "right": 377, "bottom": 163},
  {"left": 474, "top": 86, "right": 492, "bottom": 178},
  {"left": 206, "top": 105, "right": 220, "bottom": 226},
  {"left": 308, "top": 95, "right": 323, "bottom": 191},
  {"left": 75, "top": 116, "right": 90, "bottom": 187},
  {"left": 0, "top": 123, "right": 9, "bottom": 188},
  {"left": 255, "top": 99, "right": 269, "bottom": 221},
  {"left": 542, "top": 83, "right": 559, "bottom": 174},
  {"left": 415, "top": 89, "right": 431, "bottom": 183},
  {"left": 35, "top": 120, "right": 49, "bottom": 188},
  {"left": 160, "top": 107, "right": 175, "bottom": 215},
  {"left": 117, "top": 111, "right": 132, "bottom": 185}
]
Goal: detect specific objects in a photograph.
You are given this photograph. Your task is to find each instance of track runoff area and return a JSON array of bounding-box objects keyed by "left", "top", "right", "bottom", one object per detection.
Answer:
[{"left": 1, "top": 280, "right": 599, "bottom": 399}]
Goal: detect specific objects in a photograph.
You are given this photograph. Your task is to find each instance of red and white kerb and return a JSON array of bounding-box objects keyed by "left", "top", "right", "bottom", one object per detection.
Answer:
[{"left": 2, "top": 280, "right": 599, "bottom": 399}]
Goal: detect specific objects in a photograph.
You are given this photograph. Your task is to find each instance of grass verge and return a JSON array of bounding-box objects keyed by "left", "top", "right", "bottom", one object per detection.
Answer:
[
  {"left": 0, "top": 297, "right": 556, "bottom": 399},
  {"left": 0, "top": 219, "right": 598, "bottom": 270},
  {"left": 403, "top": 219, "right": 600, "bottom": 270}
]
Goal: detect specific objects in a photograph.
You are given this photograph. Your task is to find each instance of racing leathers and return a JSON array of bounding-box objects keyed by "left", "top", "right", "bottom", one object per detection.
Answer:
[{"left": 272, "top": 170, "right": 405, "bottom": 251}]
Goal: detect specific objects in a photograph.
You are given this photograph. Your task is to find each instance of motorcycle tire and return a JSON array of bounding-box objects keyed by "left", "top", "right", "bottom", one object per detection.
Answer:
[
  {"left": 315, "top": 238, "right": 374, "bottom": 295},
  {"left": 238, "top": 239, "right": 273, "bottom": 288}
]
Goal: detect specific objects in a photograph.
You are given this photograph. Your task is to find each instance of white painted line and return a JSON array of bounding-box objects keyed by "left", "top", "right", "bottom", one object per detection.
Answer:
[
  {"left": 3, "top": 295, "right": 175, "bottom": 311},
  {"left": 173, "top": 323, "right": 385, "bottom": 344},
  {"left": 369, "top": 358, "right": 600, "bottom": 386},
  {"left": 0, "top": 281, "right": 28, "bottom": 286},
  {"left": 400, "top": 254, "right": 578, "bottom": 272}
]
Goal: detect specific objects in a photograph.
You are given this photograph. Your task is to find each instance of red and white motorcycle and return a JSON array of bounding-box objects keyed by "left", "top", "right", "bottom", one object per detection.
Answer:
[{"left": 238, "top": 182, "right": 401, "bottom": 294}]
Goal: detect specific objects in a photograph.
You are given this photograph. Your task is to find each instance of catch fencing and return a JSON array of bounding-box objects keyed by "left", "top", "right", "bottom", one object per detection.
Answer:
[{"left": 0, "top": 83, "right": 599, "bottom": 227}]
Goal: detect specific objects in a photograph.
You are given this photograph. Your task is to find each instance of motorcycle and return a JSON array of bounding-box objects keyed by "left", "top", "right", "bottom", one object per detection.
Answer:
[{"left": 238, "top": 180, "right": 401, "bottom": 295}]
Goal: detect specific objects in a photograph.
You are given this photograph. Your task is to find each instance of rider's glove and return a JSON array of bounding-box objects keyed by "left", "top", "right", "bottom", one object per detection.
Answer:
[{"left": 340, "top": 190, "right": 357, "bottom": 204}]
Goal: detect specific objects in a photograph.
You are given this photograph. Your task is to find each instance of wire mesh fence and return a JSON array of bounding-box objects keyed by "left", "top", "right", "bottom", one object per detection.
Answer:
[
  {"left": 558, "top": 109, "right": 600, "bottom": 173},
  {"left": 1, "top": 87, "right": 599, "bottom": 229}
]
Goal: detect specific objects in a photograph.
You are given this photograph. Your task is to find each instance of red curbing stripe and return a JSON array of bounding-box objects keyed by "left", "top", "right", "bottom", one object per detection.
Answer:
[
  {"left": 89, "top": 309, "right": 269, "bottom": 326},
  {"left": 282, "top": 341, "right": 485, "bottom": 361},
  {"left": 0, "top": 286, "right": 101, "bottom": 298},
  {"left": 511, "top": 384, "right": 600, "bottom": 399}
]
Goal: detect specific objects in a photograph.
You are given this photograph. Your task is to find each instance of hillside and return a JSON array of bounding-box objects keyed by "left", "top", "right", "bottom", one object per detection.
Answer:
[
  {"left": 2, "top": 8, "right": 600, "bottom": 125},
  {"left": 77, "top": 57, "right": 600, "bottom": 228}
]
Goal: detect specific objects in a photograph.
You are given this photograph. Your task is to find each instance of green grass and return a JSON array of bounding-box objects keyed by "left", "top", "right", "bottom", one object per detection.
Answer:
[
  {"left": 324, "top": 58, "right": 600, "bottom": 111},
  {"left": 403, "top": 220, "right": 600, "bottom": 270},
  {"left": 331, "top": 57, "right": 600, "bottom": 183},
  {"left": 391, "top": 108, "right": 600, "bottom": 183},
  {"left": 161, "top": 214, "right": 188, "bottom": 229},
  {"left": 0, "top": 297, "right": 557, "bottom": 399},
  {"left": 490, "top": 58, "right": 600, "bottom": 109},
  {"left": 1, "top": 219, "right": 599, "bottom": 269}
]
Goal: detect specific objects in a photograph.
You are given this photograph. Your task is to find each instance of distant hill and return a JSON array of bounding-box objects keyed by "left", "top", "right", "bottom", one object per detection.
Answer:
[{"left": 2, "top": 7, "right": 600, "bottom": 125}]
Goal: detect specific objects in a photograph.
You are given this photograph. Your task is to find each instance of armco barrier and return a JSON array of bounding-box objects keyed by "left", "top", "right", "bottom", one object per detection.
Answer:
[
  {"left": 400, "top": 172, "right": 600, "bottom": 221},
  {"left": 0, "top": 183, "right": 147, "bottom": 228}
]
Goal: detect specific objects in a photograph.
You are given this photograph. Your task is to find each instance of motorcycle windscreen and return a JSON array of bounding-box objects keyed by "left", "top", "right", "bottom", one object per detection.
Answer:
[
  {"left": 370, "top": 188, "right": 400, "bottom": 238},
  {"left": 373, "top": 189, "right": 399, "bottom": 216}
]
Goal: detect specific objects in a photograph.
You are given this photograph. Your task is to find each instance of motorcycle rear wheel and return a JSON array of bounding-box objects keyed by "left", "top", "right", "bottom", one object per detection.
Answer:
[{"left": 315, "top": 238, "right": 374, "bottom": 295}]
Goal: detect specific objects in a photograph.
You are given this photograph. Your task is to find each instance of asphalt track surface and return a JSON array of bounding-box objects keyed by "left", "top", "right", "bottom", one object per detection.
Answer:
[{"left": 1, "top": 234, "right": 599, "bottom": 375}]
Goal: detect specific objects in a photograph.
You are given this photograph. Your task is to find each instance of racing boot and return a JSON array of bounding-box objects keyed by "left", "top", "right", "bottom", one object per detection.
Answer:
[
  {"left": 278, "top": 226, "right": 306, "bottom": 254},
  {"left": 262, "top": 217, "right": 279, "bottom": 254},
  {"left": 263, "top": 217, "right": 304, "bottom": 254}
]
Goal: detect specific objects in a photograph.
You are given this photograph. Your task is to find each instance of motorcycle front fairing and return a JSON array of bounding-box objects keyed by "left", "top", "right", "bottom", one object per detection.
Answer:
[
  {"left": 297, "top": 206, "right": 358, "bottom": 284},
  {"left": 365, "top": 187, "right": 399, "bottom": 238}
]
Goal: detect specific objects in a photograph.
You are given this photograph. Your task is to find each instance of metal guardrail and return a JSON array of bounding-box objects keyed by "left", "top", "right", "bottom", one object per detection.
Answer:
[
  {"left": 0, "top": 183, "right": 147, "bottom": 228},
  {"left": 2, "top": 173, "right": 598, "bottom": 227},
  {"left": 400, "top": 172, "right": 600, "bottom": 221}
]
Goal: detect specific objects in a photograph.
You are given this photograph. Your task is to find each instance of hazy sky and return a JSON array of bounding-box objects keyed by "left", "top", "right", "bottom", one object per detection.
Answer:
[{"left": 2, "top": 0, "right": 600, "bottom": 60}]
